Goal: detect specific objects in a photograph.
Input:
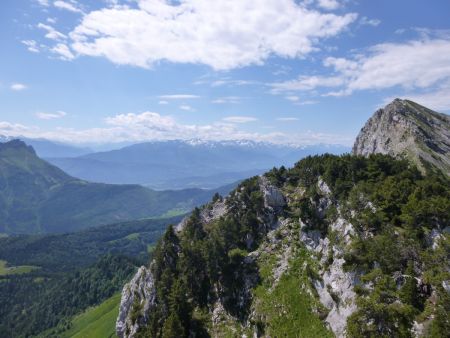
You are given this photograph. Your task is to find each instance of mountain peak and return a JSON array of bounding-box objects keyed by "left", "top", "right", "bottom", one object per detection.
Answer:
[
  {"left": 0, "top": 139, "right": 37, "bottom": 155},
  {"left": 352, "top": 99, "right": 450, "bottom": 175}
]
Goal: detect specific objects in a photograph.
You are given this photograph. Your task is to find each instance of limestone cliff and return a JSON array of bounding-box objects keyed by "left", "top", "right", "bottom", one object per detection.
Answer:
[{"left": 352, "top": 99, "right": 450, "bottom": 175}]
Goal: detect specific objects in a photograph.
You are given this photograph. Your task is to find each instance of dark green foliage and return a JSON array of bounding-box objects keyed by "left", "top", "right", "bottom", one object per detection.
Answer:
[
  {"left": 0, "top": 216, "right": 181, "bottom": 272},
  {"left": 162, "top": 313, "right": 185, "bottom": 338},
  {"left": 0, "top": 217, "right": 178, "bottom": 337},
  {"left": 138, "top": 177, "right": 269, "bottom": 337},
  {"left": 0, "top": 255, "right": 138, "bottom": 337}
]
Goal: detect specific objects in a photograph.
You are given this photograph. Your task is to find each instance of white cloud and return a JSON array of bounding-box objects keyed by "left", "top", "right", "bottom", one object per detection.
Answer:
[
  {"left": 272, "top": 75, "right": 344, "bottom": 92},
  {"left": 179, "top": 105, "right": 195, "bottom": 111},
  {"left": 211, "top": 96, "right": 241, "bottom": 104},
  {"left": 51, "top": 43, "right": 75, "bottom": 60},
  {"left": 222, "top": 116, "right": 258, "bottom": 123},
  {"left": 47, "top": 17, "right": 57, "bottom": 24},
  {"left": 274, "top": 38, "right": 450, "bottom": 104},
  {"left": 36, "top": 111, "right": 67, "bottom": 120},
  {"left": 359, "top": 16, "right": 381, "bottom": 27},
  {"left": 317, "top": 0, "right": 340, "bottom": 10},
  {"left": 0, "top": 111, "right": 352, "bottom": 145},
  {"left": 11, "top": 83, "right": 27, "bottom": 91},
  {"left": 159, "top": 94, "right": 200, "bottom": 100},
  {"left": 37, "top": 23, "right": 67, "bottom": 40},
  {"left": 22, "top": 40, "right": 40, "bottom": 53},
  {"left": 53, "top": 0, "right": 83, "bottom": 13},
  {"left": 327, "top": 39, "right": 450, "bottom": 93},
  {"left": 36, "top": 0, "right": 50, "bottom": 6},
  {"left": 277, "top": 117, "right": 299, "bottom": 121},
  {"left": 53, "top": 0, "right": 357, "bottom": 70},
  {"left": 285, "top": 95, "right": 300, "bottom": 102},
  {"left": 158, "top": 100, "right": 169, "bottom": 105}
]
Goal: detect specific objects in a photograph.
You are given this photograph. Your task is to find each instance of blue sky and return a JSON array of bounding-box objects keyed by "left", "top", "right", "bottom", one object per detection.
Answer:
[{"left": 1, "top": 0, "right": 450, "bottom": 146}]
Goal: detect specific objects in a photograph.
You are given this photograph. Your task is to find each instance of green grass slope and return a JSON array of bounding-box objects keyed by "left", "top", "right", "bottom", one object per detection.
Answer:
[
  {"left": 0, "top": 259, "right": 39, "bottom": 276},
  {"left": 60, "top": 293, "right": 121, "bottom": 338}
]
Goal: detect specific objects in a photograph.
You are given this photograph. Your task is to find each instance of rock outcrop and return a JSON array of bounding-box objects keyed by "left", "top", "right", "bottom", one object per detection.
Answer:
[
  {"left": 259, "top": 176, "right": 286, "bottom": 212},
  {"left": 116, "top": 266, "right": 156, "bottom": 338},
  {"left": 353, "top": 99, "right": 450, "bottom": 175}
]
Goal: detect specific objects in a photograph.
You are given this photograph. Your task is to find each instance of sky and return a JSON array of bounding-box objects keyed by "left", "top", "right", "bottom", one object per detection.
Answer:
[{"left": 1, "top": 0, "right": 450, "bottom": 146}]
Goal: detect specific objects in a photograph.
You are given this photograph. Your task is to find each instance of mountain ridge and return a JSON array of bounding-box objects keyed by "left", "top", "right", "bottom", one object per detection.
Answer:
[
  {"left": 115, "top": 99, "right": 450, "bottom": 338},
  {"left": 0, "top": 140, "right": 236, "bottom": 234}
]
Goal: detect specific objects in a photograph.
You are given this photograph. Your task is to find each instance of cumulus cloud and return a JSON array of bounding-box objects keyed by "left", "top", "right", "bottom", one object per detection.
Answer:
[
  {"left": 222, "top": 116, "right": 258, "bottom": 123},
  {"left": 11, "top": 83, "right": 27, "bottom": 91},
  {"left": 36, "top": 111, "right": 67, "bottom": 120},
  {"left": 44, "top": 0, "right": 357, "bottom": 70},
  {"left": 272, "top": 38, "right": 450, "bottom": 105},
  {"left": 327, "top": 39, "right": 450, "bottom": 93}
]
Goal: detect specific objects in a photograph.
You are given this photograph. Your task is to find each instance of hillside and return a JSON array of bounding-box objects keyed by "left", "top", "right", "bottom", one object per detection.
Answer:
[
  {"left": 47, "top": 140, "right": 349, "bottom": 189},
  {"left": 0, "top": 140, "right": 233, "bottom": 234},
  {"left": 116, "top": 100, "right": 450, "bottom": 338},
  {"left": 353, "top": 99, "right": 450, "bottom": 175},
  {"left": 0, "top": 216, "right": 182, "bottom": 337}
]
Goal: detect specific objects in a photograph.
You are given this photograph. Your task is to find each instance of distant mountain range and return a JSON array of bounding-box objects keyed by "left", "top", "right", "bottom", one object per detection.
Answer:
[
  {"left": 0, "top": 135, "right": 92, "bottom": 158},
  {"left": 0, "top": 140, "right": 234, "bottom": 234},
  {"left": 46, "top": 140, "right": 349, "bottom": 189}
]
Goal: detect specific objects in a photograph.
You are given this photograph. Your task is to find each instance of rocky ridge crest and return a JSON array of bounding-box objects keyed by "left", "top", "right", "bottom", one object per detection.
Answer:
[{"left": 352, "top": 99, "right": 450, "bottom": 175}]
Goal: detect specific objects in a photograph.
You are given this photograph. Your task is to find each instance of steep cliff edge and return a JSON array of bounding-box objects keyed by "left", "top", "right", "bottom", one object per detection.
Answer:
[{"left": 352, "top": 99, "right": 450, "bottom": 175}]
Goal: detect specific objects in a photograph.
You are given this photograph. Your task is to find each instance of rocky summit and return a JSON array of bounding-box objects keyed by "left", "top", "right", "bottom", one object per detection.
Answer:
[{"left": 353, "top": 99, "right": 450, "bottom": 176}]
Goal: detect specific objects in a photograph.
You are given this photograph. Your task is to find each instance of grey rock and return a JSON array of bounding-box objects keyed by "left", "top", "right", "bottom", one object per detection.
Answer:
[
  {"left": 353, "top": 99, "right": 450, "bottom": 175},
  {"left": 259, "top": 176, "right": 286, "bottom": 211},
  {"left": 116, "top": 266, "right": 156, "bottom": 338},
  {"left": 300, "top": 215, "right": 358, "bottom": 338},
  {"left": 442, "top": 280, "right": 450, "bottom": 293},
  {"left": 318, "top": 177, "right": 331, "bottom": 196}
]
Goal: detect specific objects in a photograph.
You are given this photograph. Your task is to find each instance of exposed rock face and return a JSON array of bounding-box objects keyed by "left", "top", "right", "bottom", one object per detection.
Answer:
[
  {"left": 353, "top": 99, "right": 450, "bottom": 175},
  {"left": 116, "top": 266, "right": 156, "bottom": 338},
  {"left": 176, "top": 199, "right": 227, "bottom": 233},
  {"left": 259, "top": 176, "right": 286, "bottom": 211},
  {"left": 300, "top": 179, "right": 359, "bottom": 337}
]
